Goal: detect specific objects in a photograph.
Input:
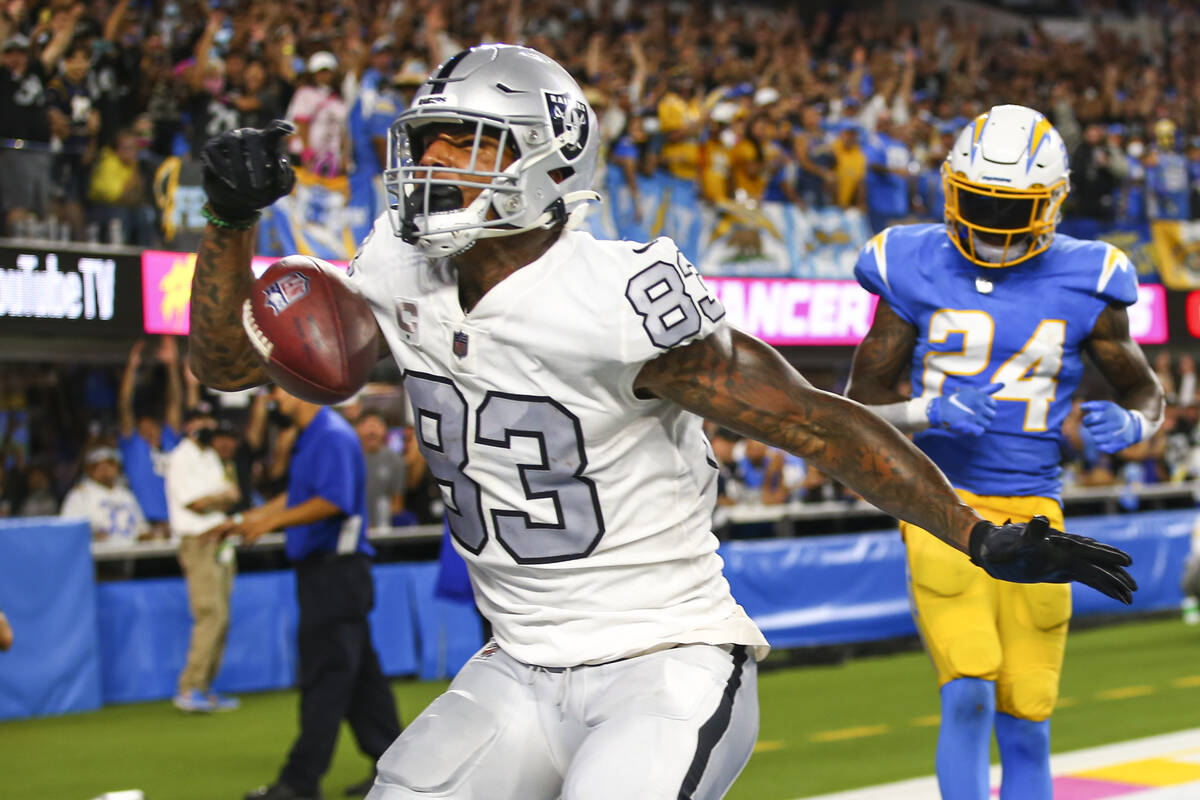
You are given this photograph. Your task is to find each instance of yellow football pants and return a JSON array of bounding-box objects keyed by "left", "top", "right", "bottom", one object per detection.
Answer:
[{"left": 900, "top": 489, "right": 1070, "bottom": 722}]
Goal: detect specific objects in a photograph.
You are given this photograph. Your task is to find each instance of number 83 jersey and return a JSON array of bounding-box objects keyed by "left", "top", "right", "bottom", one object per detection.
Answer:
[
  {"left": 855, "top": 223, "right": 1139, "bottom": 500},
  {"left": 349, "top": 219, "right": 768, "bottom": 668}
]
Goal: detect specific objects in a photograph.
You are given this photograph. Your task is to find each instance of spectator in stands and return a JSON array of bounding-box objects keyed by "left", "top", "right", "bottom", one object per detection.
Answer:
[
  {"left": 87, "top": 127, "right": 155, "bottom": 244},
  {"left": 1145, "top": 118, "right": 1190, "bottom": 221},
  {"left": 730, "top": 111, "right": 784, "bottom": 205},
  {"left": 60, "top": 445, "right": 147, "bottom": 542},
  {"left": 46, "top": 38, "right": 103, "bottom": 239},
  {"left": 1067, "top": 124, "right": 1121, "bottom": 239},
  {"left": 220, "top": 386, "right": 401, "bottom": 800},
  {"left": 231, "top": 57, "right": 290, "bottom": 131},
  {"left": 732, "top": 439, "right": 787, "bottom": 506},
  {"left": 286, "top": 51, "right": 348, "bottom": 177},
  {"left": 1178, "top": 355, "right": 1196, "bottom": 408},
  {"left": 356, "top": 411, "right": 406, "bottom": 530},
  {"left": 791, "top": 105, "right": 835, "bottom": 208},
  {"left": 118, "top": 338, "right": 182, "bottom": 540},
  {"left": 18, "top": 463, "right": 58, "bottom": 517},
  {"left": 165, "top": 404, "right": 240, "bottom": 714},
  {"left": 832, "top": 123, "right": 867, "bottom": 211},
  {"left": 0, "top": 15, "right": 74, "bottom": 236},
  {"left": 184, "top": 14, "right": 240, "bottom": 157},
  {"left": 1154, "top": 352, "right": 1178, "bottom": 405},
  {"left": 863, "top": 111, "right": 914, "bottom": 233}
]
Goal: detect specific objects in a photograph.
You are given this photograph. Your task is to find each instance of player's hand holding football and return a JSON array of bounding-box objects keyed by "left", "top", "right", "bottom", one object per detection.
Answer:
[
  {"left": 1080, "top": 400, "right": 1145, "bottom": 453},
  {"left": 969, "top": 515, "right": 1137, "bottom": 604},
  {"left": 928, "top": 382, "right": 1003, "bottom": 436},
  {"left": 200, "top": 119, "right": 296, "bottom": 226}
]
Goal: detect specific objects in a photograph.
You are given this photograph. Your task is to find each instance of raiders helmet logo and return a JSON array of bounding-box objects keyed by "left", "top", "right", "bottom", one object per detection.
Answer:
[{"left": 544, "top": 91, "right": 590, "bottom": 161}]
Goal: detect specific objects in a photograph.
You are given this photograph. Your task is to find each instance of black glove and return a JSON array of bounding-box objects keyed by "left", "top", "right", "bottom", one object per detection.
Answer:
[
  {"left": 200, "top": 119, "right": 296, "bottom": 225},
  {"left": 969, "top": 515, "right": 1137, "bottom": 604}
]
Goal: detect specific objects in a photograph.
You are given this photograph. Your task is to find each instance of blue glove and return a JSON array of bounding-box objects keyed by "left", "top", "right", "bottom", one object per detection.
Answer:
[
  {"left": 1080, "top": 400, "right": 1142, "bottom": 453},
  {"left": 927, "top": 383, "right": 1003, "bottom": 436}
]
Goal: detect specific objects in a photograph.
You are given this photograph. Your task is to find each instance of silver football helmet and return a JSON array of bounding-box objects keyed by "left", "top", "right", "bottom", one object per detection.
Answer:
[{"left": 385, "top": 44, "right": 601, "bottom": 258}]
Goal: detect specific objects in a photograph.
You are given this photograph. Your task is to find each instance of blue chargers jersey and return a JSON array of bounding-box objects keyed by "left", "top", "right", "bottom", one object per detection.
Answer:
[{"left": 854, "top": 223, "right": 1138, "bottom": 499}]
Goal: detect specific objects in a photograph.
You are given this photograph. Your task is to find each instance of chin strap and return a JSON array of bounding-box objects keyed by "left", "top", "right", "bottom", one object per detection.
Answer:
[{"left": 473, "top": 190, "right": 602, "bottom": 241}]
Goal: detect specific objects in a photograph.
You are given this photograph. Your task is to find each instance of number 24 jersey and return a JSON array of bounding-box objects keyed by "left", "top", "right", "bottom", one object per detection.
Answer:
[
  {"left": 349, "top": 220, "right": 768, "bottom": 668},
  {"left": 854, "top": 223, "right": 1139, "bottom": 500}
]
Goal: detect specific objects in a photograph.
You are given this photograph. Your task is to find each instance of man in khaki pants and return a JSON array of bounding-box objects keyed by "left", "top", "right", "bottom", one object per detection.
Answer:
[{"left": 166, "top": 405, "right": 240, "bottom": 713}]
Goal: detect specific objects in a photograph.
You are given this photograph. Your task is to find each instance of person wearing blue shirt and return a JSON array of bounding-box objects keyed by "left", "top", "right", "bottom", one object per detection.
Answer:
[
  {"left": 117, "top": 337, "right": 183, "bottom": 537},
  {"left": 1145, "top": 119, "right": 1190, "bottom": 221},
  {"left": 863, "top": 113, "right": 913, "bottom": 232},
  {"left": 225, "top": 387, "right": 401, "bottom": 800},
  {"left": 346, "top": 42, "right": 402, "bottom": 246}
]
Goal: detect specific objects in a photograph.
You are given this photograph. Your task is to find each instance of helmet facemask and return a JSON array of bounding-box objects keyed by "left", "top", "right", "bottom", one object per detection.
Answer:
[
  {"left": 942, "top": 161, "right": 1068, "bottom": 268},
  {"left": 385, "top": 109, "right": 594, "bottom": 259}
]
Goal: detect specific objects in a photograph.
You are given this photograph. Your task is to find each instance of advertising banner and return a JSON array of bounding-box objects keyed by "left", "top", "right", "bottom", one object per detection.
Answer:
[
  {"left": 142, "top": 251, "right": 348, "bottom": 336},
  {"left": 709, "top": 278, "right": 878, "bottom": 346},
  {"left": 1129, "top": 284, "right": 1169, "bottom": 344},
  {"left": 0, "top": 244, "right": 142, "bottom": 337},
  {"left": 709, "top": 278, "right": 1166, "bottom": 347},
  {"left": 1150, "top": 219, "right": 1200, "bottom": 289}
]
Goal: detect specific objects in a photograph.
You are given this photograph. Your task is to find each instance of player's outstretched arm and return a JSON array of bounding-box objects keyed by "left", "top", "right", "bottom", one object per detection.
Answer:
[
  {"left": 636, "top": 328, "right": 1137, "bottom": 603},
  {"left": 1082, "top": 305, "right": 1165, "bottom": 453},
  {"left": 636, "top": 327, "right": 981, "bottom": 551},
  {"left": 189, "top": 120, "right": 297, "bottom": 391}
]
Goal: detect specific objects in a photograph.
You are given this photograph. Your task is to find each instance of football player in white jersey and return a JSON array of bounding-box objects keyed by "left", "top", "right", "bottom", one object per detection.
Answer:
[{"left": 188, "top": 45, "right": 1135, "bottom": 800}]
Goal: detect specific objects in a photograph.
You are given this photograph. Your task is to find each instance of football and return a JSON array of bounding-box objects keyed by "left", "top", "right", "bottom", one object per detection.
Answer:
[{"left": 241, "top": 255, "right": 379, "bottom": 405}]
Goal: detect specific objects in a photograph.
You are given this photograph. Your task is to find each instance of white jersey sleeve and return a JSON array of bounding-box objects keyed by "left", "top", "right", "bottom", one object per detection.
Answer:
[{"left": 611, "top": 236, "right": 728, "bottom": 370}]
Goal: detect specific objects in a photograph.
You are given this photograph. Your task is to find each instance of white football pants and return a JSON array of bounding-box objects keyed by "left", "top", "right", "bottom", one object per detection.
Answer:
[{"left": 366, "top": 642, "right": 758, "bottom": 800}]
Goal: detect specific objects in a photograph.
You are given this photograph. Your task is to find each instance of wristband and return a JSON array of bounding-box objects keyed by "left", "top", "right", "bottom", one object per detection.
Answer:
[
  {"left": 1130, "top": 410, "right": 1161, "bottom": 442},
  {"left": 862, "top": 396, "right": 934, "bottom": 433},
  {"left": 201, "top": 203, "right": 261, "bottom": 230}
]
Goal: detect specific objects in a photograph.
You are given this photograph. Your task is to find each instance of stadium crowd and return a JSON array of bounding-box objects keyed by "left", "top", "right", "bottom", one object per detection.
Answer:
[
  {"left": 2, "top": 339, "right": 1199, "bottom": 541},
  {"left": 0, "top": 0, "right": 1199, "bottom": 247}
]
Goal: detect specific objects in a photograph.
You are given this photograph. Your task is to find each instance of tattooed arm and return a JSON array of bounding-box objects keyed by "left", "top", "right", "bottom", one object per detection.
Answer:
[
  {"left": 635, "top": 328, "right": 982, "bottom": 552},
  {"left": 1085, "top": 305, "right": 1164, "bottom": 423},
  {"left": 843, "top": 301, "right": 939, "bottom": 432},
  {"left": 188, "top": 225, "right": 270, "bottom": 391},
  {"left": 845, "top": 301, "right": 917, "bottom": 405}
]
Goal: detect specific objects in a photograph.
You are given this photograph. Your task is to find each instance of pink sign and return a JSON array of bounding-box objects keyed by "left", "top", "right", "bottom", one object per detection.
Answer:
[
  {"left": 706, "top": 277, "right": 879, "bottom": 346},
  {"left": 1129, "top": 283, "right": 1168, "bottom": 345},
  {"left": 707, "top": 277, "right": 1168, "bottom": 347},
  {"left": 142, "top": 251, "right": 348, "bottom": 335}
]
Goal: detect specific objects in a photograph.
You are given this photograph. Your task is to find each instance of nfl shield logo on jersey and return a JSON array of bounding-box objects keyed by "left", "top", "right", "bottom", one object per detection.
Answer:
[
  {"left": 544, "top": 91, "right": 590, "bottom": 161},
  {"left": 452, "top": 330, "right": 469, "bottom": 358},
  {"left": 264, "top": 272, "right": 310, "bottom": 315}
]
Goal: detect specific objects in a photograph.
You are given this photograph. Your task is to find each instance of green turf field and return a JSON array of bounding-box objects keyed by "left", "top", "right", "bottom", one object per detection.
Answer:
[{"left": 3, "top": 617, "right": 1198, "bottom": 800}]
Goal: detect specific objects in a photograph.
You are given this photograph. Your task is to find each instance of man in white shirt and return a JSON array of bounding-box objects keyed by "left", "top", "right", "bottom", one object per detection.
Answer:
[
  {"left": 60, "top": 446, "right": 147, "bottom": 542},
  {"left": 165, "top": 405, "right": 240, "bottom": 713}
]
